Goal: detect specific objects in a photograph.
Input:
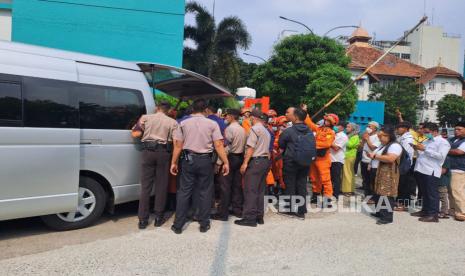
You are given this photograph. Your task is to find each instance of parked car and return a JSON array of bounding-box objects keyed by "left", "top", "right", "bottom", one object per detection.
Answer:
[{"left": 0, "top": 40, "right": 230, "bottom": 230}]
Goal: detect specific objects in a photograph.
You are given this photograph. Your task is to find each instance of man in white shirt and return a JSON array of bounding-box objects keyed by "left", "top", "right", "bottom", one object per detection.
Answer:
[
  {"left": 412, "top": 123, "right": 451, "bottom": 222},
  {"left": 448, "top": 122, "right": 465, "bottom": 221},
  {"left": 331, "top": 122, "right": 348, "bottom": 199},
  {"left": 395, "top": 121, "right": 415, "bottom": 210},
  {"left": 361, "top": 121, "right": 381, "bottom": 198}
]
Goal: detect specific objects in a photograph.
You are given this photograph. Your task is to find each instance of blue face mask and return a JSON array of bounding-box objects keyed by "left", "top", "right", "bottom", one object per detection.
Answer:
[
  {"left": 333, "top": 126, "right": 339, "bottom": 133},
  {"left": 224, "top": 119, "right": 229, "bottom": 125},
  {"left": 425, "top": 133, "right": 433, "bottom": 140}
]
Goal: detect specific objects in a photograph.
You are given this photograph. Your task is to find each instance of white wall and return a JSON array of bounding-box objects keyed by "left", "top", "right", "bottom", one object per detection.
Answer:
[
  {"left": 420, "top": 77, "right": 463, "bottom": 122},
  {"left": 0, "top": 9, "right": 12, "bottom": 41},
  {"left": 408, "top": 25, "right": 461, "bottom": 72},
  {"left": 350, "top": 69, "right": 370, "bottom": 100}
]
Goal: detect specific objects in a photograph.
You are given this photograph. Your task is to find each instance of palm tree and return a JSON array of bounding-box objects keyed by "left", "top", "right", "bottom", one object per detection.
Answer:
[{"left": 183, "top": 1, "right": 251, "bottom": 89}]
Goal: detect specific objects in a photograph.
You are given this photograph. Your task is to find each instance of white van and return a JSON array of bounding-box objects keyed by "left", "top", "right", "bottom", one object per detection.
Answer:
[{"left": 0, "top": 40, "right": 231, "bottom": 230}]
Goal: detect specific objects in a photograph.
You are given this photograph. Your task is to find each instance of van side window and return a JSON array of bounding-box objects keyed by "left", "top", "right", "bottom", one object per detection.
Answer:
[
  {"left": 0, "top": 81, "right": 22, "bottom": 127},
  {"left": 23, "top": 77, "right": 79, "bottom": 128},
  {"left": 77, "top": 85, "right": 145, "bottom": 130}
]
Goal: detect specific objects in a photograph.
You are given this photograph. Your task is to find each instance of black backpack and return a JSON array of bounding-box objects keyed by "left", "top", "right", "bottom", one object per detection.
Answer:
[
  {"left": 383, "top": 142, "right": 411, "bottom": 175},
  {"left": 292, "top": 127, "right": 316, "bottom": 167}
]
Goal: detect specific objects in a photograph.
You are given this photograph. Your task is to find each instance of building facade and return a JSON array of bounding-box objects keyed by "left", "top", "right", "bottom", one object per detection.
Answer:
[
  {"left": 406, "top": 24, "right": 461, "bottom": 73},
  {"left": 346, "top": 27, "right": 464, "bottom": 123},
  {"left": 0, "top": 0, "right": 184, "bottom": 66}
]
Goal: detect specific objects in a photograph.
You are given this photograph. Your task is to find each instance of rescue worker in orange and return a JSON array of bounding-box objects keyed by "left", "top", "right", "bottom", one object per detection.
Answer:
[
  {"left": 301, "top": 104, "right": 337, "bottom": 203},
  {"left": 271, "top": 115, "right": 288, "bottom": 193},
  {"left": 241, "top": 108, "right": 252, "bottom": 134},
  {"left": 265, "top": 110, "right": 278, "bottom": 193}
]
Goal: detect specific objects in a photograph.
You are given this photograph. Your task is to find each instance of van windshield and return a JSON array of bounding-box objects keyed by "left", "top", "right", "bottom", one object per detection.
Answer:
[{"left": 138, "top": 63, "right": 232, "bottom": 99}]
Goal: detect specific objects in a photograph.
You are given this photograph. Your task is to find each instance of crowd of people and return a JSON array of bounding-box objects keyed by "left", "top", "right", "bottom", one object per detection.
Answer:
[{"left": 131, "top": 98, "right": 465, "bottom": 233}]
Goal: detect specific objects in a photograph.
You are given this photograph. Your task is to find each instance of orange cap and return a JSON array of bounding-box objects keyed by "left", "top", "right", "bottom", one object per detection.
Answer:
[{"left": 324, "top": 113, "right": 339, "bottom": 126}]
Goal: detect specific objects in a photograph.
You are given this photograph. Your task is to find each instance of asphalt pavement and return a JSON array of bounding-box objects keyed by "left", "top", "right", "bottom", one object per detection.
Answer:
[{"left": 1, "top": 197, "right": 464, "bottom": 276}]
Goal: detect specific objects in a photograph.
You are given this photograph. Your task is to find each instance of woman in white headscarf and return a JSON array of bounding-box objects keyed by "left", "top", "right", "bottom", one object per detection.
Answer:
[{"left": 342, "top": 123, "right": 361, "bottom": 195}]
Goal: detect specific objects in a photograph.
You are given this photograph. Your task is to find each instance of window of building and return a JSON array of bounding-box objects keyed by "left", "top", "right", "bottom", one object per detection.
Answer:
[
  {"left": 23, "top": 77, "right": 79, "bottom": 128},
  {"left": 356, "top": 79, "right": 364, "bottom": 86},
  {"left": 0, "top": 81, "right": 22, "bottom": 126},
  {"left": 428, "top": 81, "right": 436, "bottom": 90},
  {"left": 430, "top": 100, "right": 435, "bottom": 108},
  {"left": 392, "top": 53, "right": 400, "bottom": 58},
  {"left": 401, "top": 53, "right": 410, "bottom": 59},
  {"left": 77, "top": 85, "right": 145, "bottom": 130},
  {"left": 440, "top": 82, "right": 446, "bottom": 91}
]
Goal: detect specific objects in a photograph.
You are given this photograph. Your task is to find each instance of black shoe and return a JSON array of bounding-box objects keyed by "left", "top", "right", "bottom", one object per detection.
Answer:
[
  {"left": 154, "top": 217, "right": 166, "bottom": 227},
  {"left": 138, "top": 220, "right": 148, "bottom": 229},
  {"left": 370, "top": 213, "right": 380, "bottom": 218},
  {"left": 256, "top": 217, "right": 264, "bottom": 225},
  {"left": 200, "top": 224, "right": 211, "bottom": 233},
  {"left": 419, "top": 215, "right": 439, "bottom": 223},
  {"left": 310, "top": 195, "right": 318, "bottom": 204},
  {"left": 411, "top": 211, "right": 426, "bottom": 217},
  {"left": 376, "top": 220, "right": 393, "bottom": 225},
  {"left": 294, "top": 213, "right": 305, "bottom": 220},
  {"left": 171, "top": 225, "right": 182, "bottom": 234},
  {"left": 211, "top": 214, "right": 228, "bottom": 221},
  {"left": 234, "top": 219, "right": 257, "bottom": 227}
]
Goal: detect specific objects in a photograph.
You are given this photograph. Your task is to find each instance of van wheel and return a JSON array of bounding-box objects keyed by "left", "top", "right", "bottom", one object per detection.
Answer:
[{"left": 41, "top": 176, "right": 107, "bottom": 231}]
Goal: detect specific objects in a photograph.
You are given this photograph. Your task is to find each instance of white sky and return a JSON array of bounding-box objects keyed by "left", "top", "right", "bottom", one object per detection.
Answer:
[{"left": 185, "top": 0, "right": 465, "bottom": 72}]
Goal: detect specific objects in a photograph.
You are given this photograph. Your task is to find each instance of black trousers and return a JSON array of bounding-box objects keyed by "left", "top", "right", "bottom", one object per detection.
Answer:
[
  {"left": 415, "top": 172, "right": 439, "bottom": 216},
  {"left": 243, "top": 158, "right": 271, "bottom": 221},
  {"left": 354, "top": 149, "right": 362, "bottom": 175},
  {"left": 174, "top": 155, "right": 214, "bottom": 228},
  {"left": 376, "top": 196, "right": 395, "bottom": 223},
  {"left": 369, "top": 168, "right": 377, "bottom": 197},
  {"left": 397, "top": 170, "right": 416, "bottom": 206},
  {"left": 138, "top": 149, "right": 171, "bottom": 220},
  {"left": 330, "top": 162, "right": 343, "bottom": 199},
  {"left": 361, "top": 162, "right": 371, "bottom": 195},
  {"left": 283, "top": 160, "right": 309, "bottom": 214},
  {"left": 217, "top": 154, "right": 244, "bottom": 217}
]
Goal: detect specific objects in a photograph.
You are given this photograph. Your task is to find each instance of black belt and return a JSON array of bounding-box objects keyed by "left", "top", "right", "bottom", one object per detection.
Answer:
[
  {"left": 142, "top": 141, "right": 168, "bottom": 150},
  {"left": 251, "top": 156, "right": 269, "bottom": 160},
  {"left": 230, "top": 152, "right": 244, "bottom": 156},
  {"left": 184, "top": 150, "right": 212, "bottom": 156}
]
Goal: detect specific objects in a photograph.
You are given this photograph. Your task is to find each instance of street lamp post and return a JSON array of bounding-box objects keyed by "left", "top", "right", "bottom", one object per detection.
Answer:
[
  {"left": 323, "top": 25, "right": 358, "bottom": 37},
  {"left": 243, "top": 52, "right": 267, "bottom": 63},
  {"left": 279, "top": 16, "right": 314, "bottom": 35}
]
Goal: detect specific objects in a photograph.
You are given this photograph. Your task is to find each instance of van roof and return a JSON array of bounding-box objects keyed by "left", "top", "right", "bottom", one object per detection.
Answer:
[{"left": 0, "top": 40, "right": 140, "bottom": 71}]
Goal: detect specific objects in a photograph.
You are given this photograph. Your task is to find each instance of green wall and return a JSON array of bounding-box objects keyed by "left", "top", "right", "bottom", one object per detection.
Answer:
[{"left": 11, "top": 0, "right": 185, "bottom": 67}]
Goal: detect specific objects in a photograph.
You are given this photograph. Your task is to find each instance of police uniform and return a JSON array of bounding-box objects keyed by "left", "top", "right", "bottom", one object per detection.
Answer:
[
  {"left": 172, "top": 114, "right": 223, "bottom": 230},
  {"left": 237, "top": 111, "right": 271, "bottom": 225},
  {"left": 137, "top": 112, "right": 178, "bottom": 225},
  {"left": 215, "top": 109, "right": 247, "bottom": 219}
]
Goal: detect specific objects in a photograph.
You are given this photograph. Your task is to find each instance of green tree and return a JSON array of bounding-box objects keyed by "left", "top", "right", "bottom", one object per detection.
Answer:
[
  {"left": 183, "top": 1, "right": 251, "bottom": 89},
  {"left": 437, "top": 94, "right": 465, "bottom": 126},
  {"left": 154, "top": 93, "right": 189, "bottom": 110},
  {"left": 369, "top": 79, "right": 423, "bottom": 125},
  {"left": 250, "top": 34, "right": 354, "bottom": 116},
  {"left": 305, "top": 64, "right": 357, "bottom": 119}
]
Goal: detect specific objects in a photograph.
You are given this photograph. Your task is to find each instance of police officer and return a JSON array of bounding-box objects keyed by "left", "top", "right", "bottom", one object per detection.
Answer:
[
  {"left": 235, "top": 109, "right": 271, "bottom": 227},
  {"left": 170, "top": 99, "right": 229, "bottom": 234},
  {"left": 132, "top": 101, "right": 178, "bottom": 229},
  {"left": 212, "top": 109, "right": 247, "bottom": 221}
]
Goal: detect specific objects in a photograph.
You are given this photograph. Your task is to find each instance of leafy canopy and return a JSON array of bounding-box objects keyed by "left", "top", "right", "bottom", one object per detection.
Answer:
[
  {"left": 437, "top": 94, "right": 465, "bottom": 126},
  {"left": 183, "top": 1, "right": 251, "bottom": 90},
  {"left": 369, "top": 79, "right": 423, "bottom": 125},
  {"left": 250, "top": 34, "right": 356, "bottom": 117}
]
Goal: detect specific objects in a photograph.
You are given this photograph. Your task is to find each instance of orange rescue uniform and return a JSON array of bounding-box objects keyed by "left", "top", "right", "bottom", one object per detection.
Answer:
[{"left": 304, "top": 115, "right": 335, "bottom": 197}]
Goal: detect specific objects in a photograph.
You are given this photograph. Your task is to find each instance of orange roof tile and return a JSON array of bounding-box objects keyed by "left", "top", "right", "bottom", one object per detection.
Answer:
[
  {"left": 417, "top": 66, "right": 464, "bottom": 84},
  {"left": 347, "top": 44, "right": 425, "bottom": 78}
]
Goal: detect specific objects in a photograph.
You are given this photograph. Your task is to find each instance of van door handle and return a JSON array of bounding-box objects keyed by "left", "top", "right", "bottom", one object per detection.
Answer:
[{"left": 80, "top": 139, "right": 102, "bottom": 145}]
